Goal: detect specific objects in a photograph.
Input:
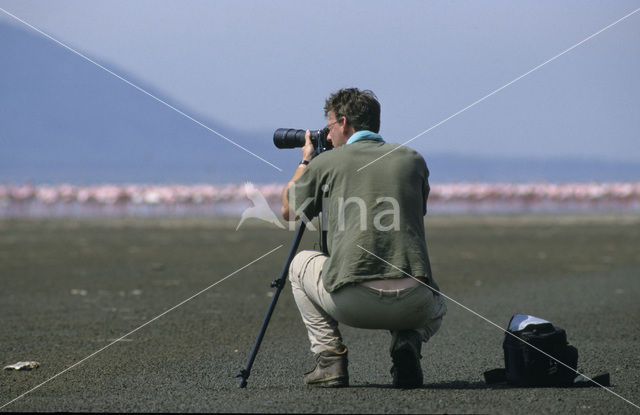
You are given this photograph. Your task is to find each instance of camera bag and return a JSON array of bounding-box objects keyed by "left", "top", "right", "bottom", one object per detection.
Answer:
[
  {"left": 484, "top": 314, "right": 609, "bottom": 387},
  {"left": 503, "top": 316, "right": 577, "bottom": 386}
]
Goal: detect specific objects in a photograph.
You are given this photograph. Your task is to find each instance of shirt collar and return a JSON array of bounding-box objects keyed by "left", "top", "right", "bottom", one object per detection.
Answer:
[{"left": 346, "top": 130, "right": 384, "bottom": 145}]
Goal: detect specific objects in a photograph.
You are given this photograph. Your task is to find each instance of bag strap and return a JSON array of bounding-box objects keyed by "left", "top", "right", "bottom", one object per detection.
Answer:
[
  {"left": 572, "top": 373, "right": 611, "bottom": 387},
  {"left": 483, "top": 369, "right": 611, "bottom": 387}
]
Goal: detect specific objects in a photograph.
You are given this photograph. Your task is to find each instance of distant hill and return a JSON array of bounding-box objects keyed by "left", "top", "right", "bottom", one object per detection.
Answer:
[
  {"left": 0, "top": 20, "right": 287, "bottom": 184},
  {"left": 2, "top": 21, "right": 638, "bottom": 185}
]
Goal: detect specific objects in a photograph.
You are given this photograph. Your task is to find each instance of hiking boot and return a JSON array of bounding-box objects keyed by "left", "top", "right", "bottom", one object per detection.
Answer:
[
  {"left": 390, "top": 330, "right": 423, "bottom": 389},
  {"left": 304, "top": 347, "right": 349, "bottom": 388}
]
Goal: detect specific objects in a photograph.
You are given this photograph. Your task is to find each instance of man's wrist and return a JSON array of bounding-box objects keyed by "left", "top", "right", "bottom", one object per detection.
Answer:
[{"left": 299, "top": 159, "right": 310, "bottom": 166}]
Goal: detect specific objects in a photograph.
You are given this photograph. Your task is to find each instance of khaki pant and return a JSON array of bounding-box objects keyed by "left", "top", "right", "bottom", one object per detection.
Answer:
[{"left": 289, "top": 250, "right": 447, "bottom": 354}]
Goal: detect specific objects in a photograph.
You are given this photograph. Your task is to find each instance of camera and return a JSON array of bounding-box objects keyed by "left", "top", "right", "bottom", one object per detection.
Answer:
[{"left": 273, "top": 128, "right": 333, "bottom": 151}]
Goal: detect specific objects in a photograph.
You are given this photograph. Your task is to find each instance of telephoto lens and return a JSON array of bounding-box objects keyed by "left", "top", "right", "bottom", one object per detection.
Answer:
[
  {"left": 273, "top": 128, "right": 332, "bottom": 150},
  {"left": 273, "top": 128, "right": 308, "bottom": 148}
]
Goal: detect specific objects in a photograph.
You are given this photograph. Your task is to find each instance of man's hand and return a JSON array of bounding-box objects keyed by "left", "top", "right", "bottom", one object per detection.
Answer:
[{"left": 302, "top": 130, "right": 315, "bottom": 163}]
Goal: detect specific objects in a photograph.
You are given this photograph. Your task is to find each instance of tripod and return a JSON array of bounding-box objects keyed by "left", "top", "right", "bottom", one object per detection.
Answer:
[
  {"left": 236, "top": 220, "right": 306, "bottom": 388},
  {"left": 236, "top": 141, "right": 329, "bottom": 388}
]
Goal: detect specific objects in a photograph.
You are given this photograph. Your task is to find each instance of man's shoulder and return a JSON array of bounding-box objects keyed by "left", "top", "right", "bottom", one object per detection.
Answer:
[
  {"left": 309, "top": 147, "right": 342, "bottom": 168},
  {"left": 342, "top": 140, "right": 423, "bottom": 156},
  {"left": 375, "top": 142, "right": 426, "bottom": 167},
  {"left": 381, "top": 141, "right": 422, "bottom": 155},
  {"left": 311, "top": 141, "right": 425, "bottom": 168}
]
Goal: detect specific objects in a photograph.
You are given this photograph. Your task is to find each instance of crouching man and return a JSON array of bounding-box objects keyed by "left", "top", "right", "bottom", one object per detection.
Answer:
[{"left": 281, "top": 88, "right": 446, "bottom": 388}]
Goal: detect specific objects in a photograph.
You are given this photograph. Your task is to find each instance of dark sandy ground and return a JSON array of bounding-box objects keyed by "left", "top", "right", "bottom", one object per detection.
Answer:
[{"left": 1, "top": 215, "right": 639, "bottom": 413}]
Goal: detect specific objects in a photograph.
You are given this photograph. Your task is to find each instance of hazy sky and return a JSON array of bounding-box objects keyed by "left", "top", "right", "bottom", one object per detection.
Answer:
[{"left": 1, "top": 1, "right": 639, "bottom": 162}]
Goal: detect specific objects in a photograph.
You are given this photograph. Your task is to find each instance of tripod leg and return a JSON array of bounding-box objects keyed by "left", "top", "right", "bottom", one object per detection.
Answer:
[{"left": 236, "top": 221, "right": 306, "bottom": 388}]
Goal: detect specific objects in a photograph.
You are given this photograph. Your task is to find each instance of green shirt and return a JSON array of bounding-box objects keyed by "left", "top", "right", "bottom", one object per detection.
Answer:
[{"left": 287, "top": 139, "right": 433, "bottom": 292}]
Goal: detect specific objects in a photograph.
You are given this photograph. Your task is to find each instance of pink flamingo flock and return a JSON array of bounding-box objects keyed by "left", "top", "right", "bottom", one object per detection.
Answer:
[{"left": 1, "top": 183, "right": 639, "bottom": 217}]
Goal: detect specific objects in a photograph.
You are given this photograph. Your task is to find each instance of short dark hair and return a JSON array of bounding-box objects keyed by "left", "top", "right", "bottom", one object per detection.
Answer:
[{"left": 324, "top": 88, "right": 380, "bottom": 133}]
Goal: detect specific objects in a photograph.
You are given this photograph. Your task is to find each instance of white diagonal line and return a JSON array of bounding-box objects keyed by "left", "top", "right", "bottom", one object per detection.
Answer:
[
  {"left": 0, "top": 7, "right": 283, "bottom": 172},
  {"left": 356, "top": 244, "right": 639, "bottom": 410},
  {"left": 357, "top": 7, "right": 640, "bottom": 172},
  {"left": 0, "top": 244, "right": 283, "bottom": 410}
]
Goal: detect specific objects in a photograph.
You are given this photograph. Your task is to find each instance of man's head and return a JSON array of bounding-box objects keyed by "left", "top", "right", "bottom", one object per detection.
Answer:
[{"left": 324, "top": 88, "right": 381, "bottom": 147}]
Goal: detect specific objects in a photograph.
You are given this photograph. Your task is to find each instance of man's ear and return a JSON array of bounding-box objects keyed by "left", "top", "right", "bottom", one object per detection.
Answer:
[{"left": 341, "top": 117, "right": 355, "bottom": 137}]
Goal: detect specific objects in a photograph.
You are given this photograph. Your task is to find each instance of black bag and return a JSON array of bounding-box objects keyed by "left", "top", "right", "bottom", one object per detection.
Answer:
[
  {"left": 503, "top": 316, "right": 577, "bottom": 386},
  {"left": 484, "top": 314, "right": 609, "bottom": 387}
]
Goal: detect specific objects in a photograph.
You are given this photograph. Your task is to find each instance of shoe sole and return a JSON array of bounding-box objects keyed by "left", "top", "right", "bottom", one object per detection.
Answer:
[{"left": 306, "top": 377, "right": 349, "bottom": 388}]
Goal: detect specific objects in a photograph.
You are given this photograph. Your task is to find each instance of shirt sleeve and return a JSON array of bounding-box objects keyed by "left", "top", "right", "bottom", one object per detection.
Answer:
[
  {"left": 422, "top": 158, "right": 430, "bottom": 215},
  {"left": 286, "top": 163, "right": 323, "bottom": 221}
]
